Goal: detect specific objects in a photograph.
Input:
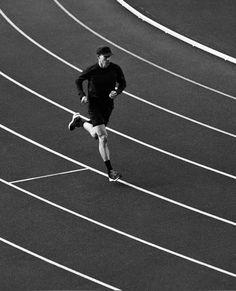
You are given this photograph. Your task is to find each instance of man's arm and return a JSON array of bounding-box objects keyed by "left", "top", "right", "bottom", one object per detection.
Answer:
[{"left": 75, "top": 68, "right": 90, "bottom": 100}]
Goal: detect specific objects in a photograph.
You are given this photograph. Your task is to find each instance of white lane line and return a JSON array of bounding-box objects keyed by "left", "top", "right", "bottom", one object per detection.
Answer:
[
  {"left": 0, "top": 72, "right": 74, "bottom": 113},
  {"left": 1, "top": 11, "right": 236, "bottom": 140},
  {"left": 0, "top": 8, "right": 80, "bottom": 70},
  {"left": 53, "top": 0, "right": 236, "bottom": 101},
  {"left": 1, "top": 72, "right": 236, "bottom": 181},
  {"left": 1, "top": 178, "right": 236, "bottom": 278},
  {"left": 116, "top": 0, "right": 236, "bottom": 64},
  {"left": 0, "top": 237, "right": 120, "bottom": 291},
  {"left": 1, "top": 124, "right": 235, "bottom": 226},
  {"left": 125, "top": 91, "right": 236, "bottom": 138},
  {"left": 9, "top": 168, "right": 88, "bottom": 184}
]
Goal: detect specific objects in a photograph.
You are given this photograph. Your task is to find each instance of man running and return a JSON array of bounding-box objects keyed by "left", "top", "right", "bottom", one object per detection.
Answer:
[{"left": 68, "top": 46, "right": 126, "bottom": 181}]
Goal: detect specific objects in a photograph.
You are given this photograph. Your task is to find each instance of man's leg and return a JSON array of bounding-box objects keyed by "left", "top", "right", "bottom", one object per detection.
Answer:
[
  {"left": 94, "top": 124, "right": 121, "bottom": 181},
  {"left": 68, "top": 113, "right": 121, "bottom": 181},
  {"left": 93, "top": 124, "right": 110, "bottom": 161}
]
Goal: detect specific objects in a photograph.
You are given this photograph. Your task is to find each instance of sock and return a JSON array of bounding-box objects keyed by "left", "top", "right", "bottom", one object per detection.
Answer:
[{"left": 104, "top": 160, "right": 113, "bottom": 172}]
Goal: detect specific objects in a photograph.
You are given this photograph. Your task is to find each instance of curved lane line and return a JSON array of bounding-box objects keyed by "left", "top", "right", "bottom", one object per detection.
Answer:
[
  {"left": 116, "top": 0, "right": 236, "bottom": 64},
  {"left": 0, "top": 237, "right": 120, "bottom": 290},
  {"left": 53, "top": 0, "right": 236, "bottom": 101},
  {"left": 1, "top": 123, "right": 236, "bottom": 226},
  {"left": 1, "top": 178, "right": 236, "bottom": 277},
  {"left": 1, "top": 71, "right": 236, "bottom": 181},
  {"left": 1, "top": 10, "right": 235, "bottom": 139}
]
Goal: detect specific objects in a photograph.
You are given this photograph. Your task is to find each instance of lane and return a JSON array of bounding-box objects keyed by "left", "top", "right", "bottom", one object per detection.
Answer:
[
  {"left": 1, "top": 182, "right": 235, "bottom": 290},
  {"left": 0, "top": 242, "right": 112, "bottom": 291},
  {"left": 1, "top": 16, "right": 236, "bottom": 178},
  {"left": 1, "top": 1, "right": 236, "bottom": 134},
  {"left": 124, "top": 0, "right": 236, "bottom": 58}
]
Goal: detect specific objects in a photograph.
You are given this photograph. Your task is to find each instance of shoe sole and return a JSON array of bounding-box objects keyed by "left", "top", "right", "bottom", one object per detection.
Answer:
[{"left": 109, "top": 175, "right": 122, "bottom": 182}]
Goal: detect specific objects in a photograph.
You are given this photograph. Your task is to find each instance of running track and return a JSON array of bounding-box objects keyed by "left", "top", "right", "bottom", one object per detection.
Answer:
[{"left": 0, "top": 0, "right": 236, "bottom": 290}]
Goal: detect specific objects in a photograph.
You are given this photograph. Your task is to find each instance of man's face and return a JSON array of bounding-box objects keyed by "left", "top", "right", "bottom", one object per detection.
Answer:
[{"left": 98, "top": 54, "right": 111, "bottom": 68}]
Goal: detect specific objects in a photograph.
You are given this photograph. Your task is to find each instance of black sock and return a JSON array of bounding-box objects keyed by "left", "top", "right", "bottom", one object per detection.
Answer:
[{"left": 105, "top": 160, "right": 113, "bottom": 172}]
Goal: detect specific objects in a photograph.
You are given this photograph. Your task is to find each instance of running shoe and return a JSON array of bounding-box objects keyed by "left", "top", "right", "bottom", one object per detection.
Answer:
[
  {"left": 108, "top": 170, "right": 122, "bottom": 182},
  {"left": 68, "top": 113, "right": 82, "bottom": 131}
]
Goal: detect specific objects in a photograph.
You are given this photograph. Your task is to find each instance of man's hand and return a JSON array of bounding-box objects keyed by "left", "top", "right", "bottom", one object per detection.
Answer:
[
  {"left": 81, "top": 96, "right": 88, "bottom": 104},
  {"left": 109, "top": 90, "right": 118, "bottom": 99}
]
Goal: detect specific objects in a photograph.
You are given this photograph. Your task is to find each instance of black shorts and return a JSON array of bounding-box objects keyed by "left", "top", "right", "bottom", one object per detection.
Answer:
[{"left": 88, "top": 100, "right": 114, "bottom": 127}]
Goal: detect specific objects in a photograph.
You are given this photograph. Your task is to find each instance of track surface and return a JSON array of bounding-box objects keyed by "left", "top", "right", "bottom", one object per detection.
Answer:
[
  {"left": 1, "top": 0, "right": 236, "bottom": 290},
  {"left": 125, "top": 0, "right": 236, "bottom": 57}
]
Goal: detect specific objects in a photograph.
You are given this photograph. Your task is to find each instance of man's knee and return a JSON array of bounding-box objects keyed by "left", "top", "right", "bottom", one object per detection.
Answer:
[{"left": 98, "top": 133, "right": 108, "bottom": 144}]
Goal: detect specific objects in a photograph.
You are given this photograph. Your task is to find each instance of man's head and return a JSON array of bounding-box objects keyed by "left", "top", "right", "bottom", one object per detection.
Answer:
[{"left": 96, "top": 46, "right": 113, "bottom": 68}]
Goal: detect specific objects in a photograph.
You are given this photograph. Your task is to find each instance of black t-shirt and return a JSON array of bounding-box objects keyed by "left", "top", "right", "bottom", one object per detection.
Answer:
[{"left": 75, "top": 62, "right": 126, "bottom": 102}]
